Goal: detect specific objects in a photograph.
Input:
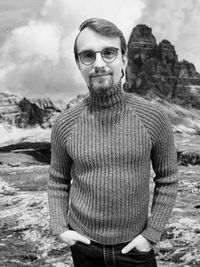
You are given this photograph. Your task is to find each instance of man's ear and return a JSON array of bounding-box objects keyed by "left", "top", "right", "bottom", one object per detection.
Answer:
[
  {"left": 122, "top": 54, "right": 128, "bottom": 68},
  {"left": 75, "top": 58, "right": 81, "bottom": 69},
  {"left": 122, "top": 54, "right": 127, "bottom": 78}
]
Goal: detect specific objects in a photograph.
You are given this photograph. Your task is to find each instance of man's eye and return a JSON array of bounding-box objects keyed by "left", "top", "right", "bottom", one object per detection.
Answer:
[
  {"left": 82, "top": 51, "right": 94, "bottom": 59},
  {"left": 103, "top": 48, "right": 116, "bottom": 57}
]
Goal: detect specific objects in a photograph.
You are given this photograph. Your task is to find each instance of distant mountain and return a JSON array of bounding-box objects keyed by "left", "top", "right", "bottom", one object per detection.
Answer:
[
  {"left": 66, "top": 94, "right": 88, "bottom": 109},
  {"left": 0, "top": 92, "right": 66, "bottom": 128},
  {"left": 0, "top": 92, "right": 89, "bottom": 129},
  {"left": 1, "top": 24, "right": 200, "bottom": 134},
  {"left": 126, "top": 24, "right": 200, "bottom": 109}
]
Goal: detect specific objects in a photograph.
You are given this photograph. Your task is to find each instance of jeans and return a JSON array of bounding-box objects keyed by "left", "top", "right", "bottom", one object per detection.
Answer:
[{"left": 69, "top": 227, "right": 157, "bottom": 267}]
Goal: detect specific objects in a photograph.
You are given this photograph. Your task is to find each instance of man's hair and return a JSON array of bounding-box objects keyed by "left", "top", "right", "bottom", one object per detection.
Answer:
[{"left": 74, "top": 17, "right": 127, "bottom": 63}]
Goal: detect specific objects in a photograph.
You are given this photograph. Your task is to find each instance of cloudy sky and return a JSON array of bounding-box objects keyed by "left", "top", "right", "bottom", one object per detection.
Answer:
[{"left": 0, "top": 0, "right": 199, "bottom": 101}]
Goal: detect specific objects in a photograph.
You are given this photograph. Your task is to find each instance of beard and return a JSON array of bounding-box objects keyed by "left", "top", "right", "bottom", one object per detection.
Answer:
[{"left": 89, "top": 74, "right": 114, "bottom": 95}]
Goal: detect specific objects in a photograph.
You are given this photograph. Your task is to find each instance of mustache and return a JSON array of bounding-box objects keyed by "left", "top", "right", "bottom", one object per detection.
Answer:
[{"left": 90, "top": 72, "right": 112, "bottom": 78}]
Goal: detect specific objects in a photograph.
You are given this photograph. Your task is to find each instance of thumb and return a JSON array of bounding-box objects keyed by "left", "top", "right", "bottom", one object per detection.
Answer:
[
  {"left": 76, "top": 233, "right": 91, "bottom": 245},
  {"left": 121, "top": 239, "right": 136, "bottom": 254}
]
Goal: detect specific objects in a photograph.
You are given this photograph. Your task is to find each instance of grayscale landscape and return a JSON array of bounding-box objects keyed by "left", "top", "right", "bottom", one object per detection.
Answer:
[{"left": 0, "top": 1, "right": 200, "bottom": 266}]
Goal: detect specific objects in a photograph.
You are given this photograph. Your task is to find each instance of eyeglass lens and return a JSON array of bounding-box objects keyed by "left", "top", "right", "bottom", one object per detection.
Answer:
[{"left": 79, "top": 47, "right": 118, "bottom": 65}]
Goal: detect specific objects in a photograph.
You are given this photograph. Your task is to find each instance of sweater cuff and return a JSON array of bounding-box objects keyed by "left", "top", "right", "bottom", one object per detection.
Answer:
[
  {"left": 141, "top": 227, "right": 163, "bottom": 244},
  {"left": 51, "top": 225, "right": 69, "bottom": 236}
]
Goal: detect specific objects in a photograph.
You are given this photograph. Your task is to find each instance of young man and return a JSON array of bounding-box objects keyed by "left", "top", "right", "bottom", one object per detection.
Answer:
[{"left": 48, "top": 18, "right": 178, "bottom": 267}]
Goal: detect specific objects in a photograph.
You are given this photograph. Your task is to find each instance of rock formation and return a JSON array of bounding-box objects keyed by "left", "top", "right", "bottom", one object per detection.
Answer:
[
  {"left": 66, "top": 94, "right": 87, "bottom": 109},
  {"left": 0, "top": 93, "right": 65, "bottom": 128},
  {"left": 126, "top": 24, "right": 200, "bottom": 108},
  {"left": 0, "top": 93, "right": 21, "bottom": 125}
]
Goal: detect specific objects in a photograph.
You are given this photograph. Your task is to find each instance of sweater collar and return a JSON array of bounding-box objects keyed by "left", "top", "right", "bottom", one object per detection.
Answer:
[{"left": 88, "top": 82, "right": 125, "bottom": 111}]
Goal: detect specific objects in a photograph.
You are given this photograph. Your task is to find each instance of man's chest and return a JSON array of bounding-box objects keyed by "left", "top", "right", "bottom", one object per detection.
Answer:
[{"left": 66, "top": 110, "right": 152, "bottom": 166}]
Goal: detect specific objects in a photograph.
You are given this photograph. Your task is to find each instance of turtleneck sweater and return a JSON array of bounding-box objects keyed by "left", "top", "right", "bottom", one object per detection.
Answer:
[{"left": 48, "top": 83, "right": 178, "bottom": 245}]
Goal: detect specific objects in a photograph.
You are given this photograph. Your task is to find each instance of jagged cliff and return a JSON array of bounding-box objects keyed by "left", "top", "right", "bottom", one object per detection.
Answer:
[
  {"left": 0, "top": 93, "right": 64, "bottom": 128},
  {"left": 126, "top": 24, "right": 200, "bottom": 108}
]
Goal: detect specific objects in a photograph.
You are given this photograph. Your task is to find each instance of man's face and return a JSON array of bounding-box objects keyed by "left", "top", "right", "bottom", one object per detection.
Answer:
[{"left": 76, "top": 28, "right": 127, "bottom": 92}]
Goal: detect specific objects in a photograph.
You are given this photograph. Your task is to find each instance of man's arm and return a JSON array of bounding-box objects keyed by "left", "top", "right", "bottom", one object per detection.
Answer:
[
  {"left": 141, "top": 108, "right": 178, "bottom": 244},
  {"left": 48, "top": 119, "right": 73, "bottom": 236}
]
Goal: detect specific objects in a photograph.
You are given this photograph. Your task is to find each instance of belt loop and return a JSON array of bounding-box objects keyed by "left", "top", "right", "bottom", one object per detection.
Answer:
[
  {"left": 112, "top": 245, "right": 115, "bottom": 266},
  {"left": 103, "top": 245, "right": 115, "bottom": 267}
]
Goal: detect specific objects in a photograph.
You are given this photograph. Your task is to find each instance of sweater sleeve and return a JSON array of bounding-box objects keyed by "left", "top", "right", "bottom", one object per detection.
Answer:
[
  {"left": 48, "top": 118, "right": 73, "bottom": 236},
  {"left": 141, "top": 108, "right": 178, "bottom": 244}
]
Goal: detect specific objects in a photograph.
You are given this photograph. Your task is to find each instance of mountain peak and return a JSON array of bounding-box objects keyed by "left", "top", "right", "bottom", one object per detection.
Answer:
[
  {"left": 126, "top": 24, "right": 200, "bottom": 109},
  {"left": 128, "top": 24, "right": 156, "bottom": 47}
]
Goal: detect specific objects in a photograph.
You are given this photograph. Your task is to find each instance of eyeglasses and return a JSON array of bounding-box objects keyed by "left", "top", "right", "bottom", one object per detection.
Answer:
[{"left": 78, "top": 47, "right": 120, "bottom": 66}]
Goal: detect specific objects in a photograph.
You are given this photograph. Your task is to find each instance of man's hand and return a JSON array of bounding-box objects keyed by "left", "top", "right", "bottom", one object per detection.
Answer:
[
  {"left": 121, "top": 234, "right": 153, "bottom": 254},
  {"left": 59, "top": 230, "right": 91, "bottom": 246}
]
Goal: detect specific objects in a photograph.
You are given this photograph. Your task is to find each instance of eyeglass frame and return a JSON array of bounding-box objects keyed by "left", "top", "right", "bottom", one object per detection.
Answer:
[{"left": 77, "top": 47, "right": 121, "bottom": 66}]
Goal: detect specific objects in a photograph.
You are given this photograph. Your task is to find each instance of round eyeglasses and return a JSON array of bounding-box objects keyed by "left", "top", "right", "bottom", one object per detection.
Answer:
[{"left": 78, "top": 47, "right": 120, "bottom": 66}]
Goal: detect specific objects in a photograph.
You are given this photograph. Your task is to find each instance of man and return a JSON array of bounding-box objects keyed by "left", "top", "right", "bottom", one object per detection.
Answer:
[{"left": 48, "top": 18, "right": 178, "bottom": 267}]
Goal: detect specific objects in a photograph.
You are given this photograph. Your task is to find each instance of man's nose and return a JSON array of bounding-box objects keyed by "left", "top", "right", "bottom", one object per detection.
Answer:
[{"left": 93, "top": 52, "right": 106, "bottom": 69}]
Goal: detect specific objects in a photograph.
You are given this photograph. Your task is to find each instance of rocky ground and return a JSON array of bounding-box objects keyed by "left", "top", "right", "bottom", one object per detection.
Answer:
[
  {"left": 0, "top": 133, "right": 200, "bottom": 267},
  {"left": 0, "top": 164, "right": 73, "bottom": 267}
]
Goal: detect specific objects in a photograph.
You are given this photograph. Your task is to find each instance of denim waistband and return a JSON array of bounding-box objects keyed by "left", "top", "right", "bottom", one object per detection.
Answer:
[{"left": 68, "top": 224, "right": 130, "bottom": 248}]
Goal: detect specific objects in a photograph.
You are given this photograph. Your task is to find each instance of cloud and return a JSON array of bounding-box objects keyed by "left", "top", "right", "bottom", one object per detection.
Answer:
[
  {"left": 1, "top": 0, "right": 199, "bottom": 100},
  {"left": 139, "top": 0, "right": 200, "bottom": 71},
  {"left": 40, "top": 0, "right": 144, "bottom": 40},
  {"left": 0, "top": 0, "right": 144, "bottom": 100},
  {"left": 0, "top": 19, "right": 78, "bottom": 100},
  {"left": 0, "top": 20, "right": 76, "bottom": 99}
]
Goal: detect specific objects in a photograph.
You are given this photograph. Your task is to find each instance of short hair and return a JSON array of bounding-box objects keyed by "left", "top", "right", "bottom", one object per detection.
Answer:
[{"left": 74, "top": 17, "right": 127, "bottom": 63}]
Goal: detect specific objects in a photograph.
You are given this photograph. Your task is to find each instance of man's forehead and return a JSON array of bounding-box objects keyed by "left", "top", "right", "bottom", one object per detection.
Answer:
[{"left": 76, "top": 28, "right": 121, "bottom": 53}]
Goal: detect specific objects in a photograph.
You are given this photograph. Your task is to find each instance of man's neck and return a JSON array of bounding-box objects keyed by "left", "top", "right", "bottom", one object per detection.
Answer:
[{"left": 88, "top": 82, "right": 125, "bottom": 112}]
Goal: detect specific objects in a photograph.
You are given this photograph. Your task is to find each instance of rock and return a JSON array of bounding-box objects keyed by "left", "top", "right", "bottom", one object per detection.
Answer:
[
  {"left": 0, "top": 141, "right": 51, "bottom": 166},
  {"left": 0, "top": 92, "right": 66, "bottom": 128},
  {"left": 180, "top": 252, "right": 199, "bottom": 265},
  {"left": 0, "top": 92, "right": 88, "bottom": 130},
  {"left": 170, "top": 248, "right": 188, "bottom": 263},
  {"left": 17, "top": 97, "right": 51, "bottom": 127},
  {"left": 162, "top": 227, "right": 175, "bottom": 240},
  {"left": 0, "top": 93, "right": 22, "bottom": 125},
  {"left": 157, "top": 240, "right": 174, "bottom": 253},
  {"left": 66, "top": 94, "right": 87, "bottom": 109},
  {"left": 126, "top": 24, "right": 200, "bottom": 109},
  {"left": 157, "top": 40, "right": 178, "bottom": 64},
  {"left": 177, "top": 151, "right": 200, "bottom": 166}
]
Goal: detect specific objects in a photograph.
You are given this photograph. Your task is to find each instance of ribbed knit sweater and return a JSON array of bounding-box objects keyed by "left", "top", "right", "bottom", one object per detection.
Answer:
[{"left": 48, "top": 84, "right": 178, "bottom": 245}]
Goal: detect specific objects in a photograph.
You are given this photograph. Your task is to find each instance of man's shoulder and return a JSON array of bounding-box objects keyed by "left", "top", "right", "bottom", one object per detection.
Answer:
[
  {"left": 53, "top": 98, "right": 89, "bottom": 129},
  {"left": 125, "top": 93, "right": 174, "bottom": 143},
  {"left": 124, "top": 92, "right": 164, "bottom": 117},
  {"left": 124, "top": 92, "right": 172, "bottom": 134}
]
